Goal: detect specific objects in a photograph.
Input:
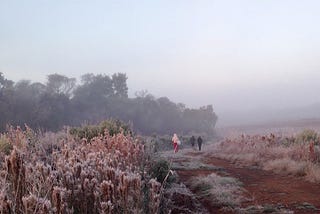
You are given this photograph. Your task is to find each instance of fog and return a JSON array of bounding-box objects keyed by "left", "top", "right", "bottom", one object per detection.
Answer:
[{"left": 1, "top": 1, "right": 320, "bottom": 127}]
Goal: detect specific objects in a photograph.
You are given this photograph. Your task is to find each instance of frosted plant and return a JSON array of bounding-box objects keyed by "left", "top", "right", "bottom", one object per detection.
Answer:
[{"left": 0, "top": 126, "right": 161, "bottom": 213}]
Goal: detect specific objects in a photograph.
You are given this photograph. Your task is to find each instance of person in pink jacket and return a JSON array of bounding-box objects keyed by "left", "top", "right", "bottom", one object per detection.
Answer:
[{"left": 172, "top": 133, "right": 179, "bottom": 153}]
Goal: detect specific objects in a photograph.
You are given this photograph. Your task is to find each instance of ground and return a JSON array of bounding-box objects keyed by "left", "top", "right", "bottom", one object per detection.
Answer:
[{"left": 160, "top": 148, "right": 320, "bottom": 214}]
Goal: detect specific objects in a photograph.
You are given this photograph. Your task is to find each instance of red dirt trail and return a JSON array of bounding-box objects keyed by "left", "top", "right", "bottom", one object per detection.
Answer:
[{"left": 176, "top": 152, "right": 320, "bottom": 214}]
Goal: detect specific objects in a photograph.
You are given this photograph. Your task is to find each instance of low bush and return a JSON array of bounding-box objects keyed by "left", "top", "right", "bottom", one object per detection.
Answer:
[
  {"left": 69, "top": 119, "right": 131, "bottom": 141},
  {"left": 150, "top": 159, "right": 176, "bottom": 184}
]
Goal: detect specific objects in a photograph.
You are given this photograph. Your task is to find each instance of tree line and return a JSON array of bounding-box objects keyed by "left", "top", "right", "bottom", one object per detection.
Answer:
[{"left": 0, "top": 72, "right": 218, "bottom": 135}]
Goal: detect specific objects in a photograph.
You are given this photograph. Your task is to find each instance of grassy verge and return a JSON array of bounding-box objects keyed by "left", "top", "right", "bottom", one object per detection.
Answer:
[{"left": 189, "top": 172, "right": 244, "bottom": 209}]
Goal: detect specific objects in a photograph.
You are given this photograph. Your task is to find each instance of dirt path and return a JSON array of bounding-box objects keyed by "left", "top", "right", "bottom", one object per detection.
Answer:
[{"left": 175, "top": 151, "right": 320, "bottom": 213}]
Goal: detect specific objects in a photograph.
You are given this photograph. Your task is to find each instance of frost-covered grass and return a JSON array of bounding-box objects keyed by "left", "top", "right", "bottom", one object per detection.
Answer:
[
  {"left": 190, "top": 172, "right": 244, "bottom": 208},
  {"left": 156, "top": 148, "right": 220, "bottom": 171},
  {"left": 0, "top": 126, "right": 161, "bottom": 213},
  {"left": 207, "top": 131, "right": 320, "bottom": 182}
]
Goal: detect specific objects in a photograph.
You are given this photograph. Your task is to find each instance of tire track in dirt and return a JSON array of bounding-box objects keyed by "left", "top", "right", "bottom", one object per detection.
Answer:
[{"left": 176, "top": 151, "right": 320, "bottom": 213}]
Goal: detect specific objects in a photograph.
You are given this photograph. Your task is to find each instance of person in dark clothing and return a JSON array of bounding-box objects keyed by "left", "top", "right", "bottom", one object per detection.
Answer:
[
  {"left": 197, "top": 136, "right": 203, "bottom": 151},
  {"left": 190, "top": 136, "right": 196, "bottom": 148}
]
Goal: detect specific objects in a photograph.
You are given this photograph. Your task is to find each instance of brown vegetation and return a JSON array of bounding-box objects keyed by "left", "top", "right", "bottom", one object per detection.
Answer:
[
  {"left": 209, "top": 129, "right": 320, "bottom": 182},
  {"left": 0, "top": 125, "right": 161, "bottom": 213}
]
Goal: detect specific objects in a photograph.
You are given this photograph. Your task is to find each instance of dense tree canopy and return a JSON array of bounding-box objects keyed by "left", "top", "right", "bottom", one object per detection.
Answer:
[
  {"left": 0, "top": 72, "right": 218, "bottom": 135},
  {"left": 46, "top": 73, "right": 76, "bottom": 97}
]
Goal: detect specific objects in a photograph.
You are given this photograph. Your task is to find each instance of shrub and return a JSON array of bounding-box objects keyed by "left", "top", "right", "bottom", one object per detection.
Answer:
[
  {"left": 295, "top": 129, "right": 318, "bottom": 144},
  {"left": 69, "top": 119, "right": 131, "bottom": 141},
  {"left": 150, "top": 159, "right": 175, "bottom": 184}
]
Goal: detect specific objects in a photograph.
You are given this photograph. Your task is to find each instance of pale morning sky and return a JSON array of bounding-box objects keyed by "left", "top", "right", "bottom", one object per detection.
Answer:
[{"left": 1, "top": 0, "right": 320, "bottom": 125}]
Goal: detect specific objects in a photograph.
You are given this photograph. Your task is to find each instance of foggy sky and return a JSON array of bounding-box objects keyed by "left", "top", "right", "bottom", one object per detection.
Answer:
[{"left": 1, "top": 0, "right": 320, "bottom": 126}]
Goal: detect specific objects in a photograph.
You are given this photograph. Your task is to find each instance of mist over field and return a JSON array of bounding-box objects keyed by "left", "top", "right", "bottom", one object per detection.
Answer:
[
  {"left": 2, "top": 2, "right": 320, "bottom": 213},
  {"left": 1, "top": 0, "right": 320, "bottom": 127},
  {"left": 218, "top": 103, "right": 320, "bottom": 127}
]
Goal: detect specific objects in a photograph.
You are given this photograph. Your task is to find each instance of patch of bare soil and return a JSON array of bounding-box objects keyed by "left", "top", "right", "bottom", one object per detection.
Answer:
[{"left": 176, "top": 151, "right": 320, "bottom": 213}]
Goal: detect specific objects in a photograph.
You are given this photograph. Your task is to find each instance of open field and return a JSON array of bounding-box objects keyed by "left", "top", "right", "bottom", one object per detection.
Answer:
[
  {"left": 2, "top": 120, "right": 320, "bottom": 213},
  {"left": 217, "top": 118, "right": 320, "bottom": 137}
]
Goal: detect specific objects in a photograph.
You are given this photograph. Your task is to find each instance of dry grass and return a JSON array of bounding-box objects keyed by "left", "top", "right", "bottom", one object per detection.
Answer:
[
  {"left": 0, "top": 126, "right": 161, "bottom": 213},
  {"left": 305, "top": 163, "right": 320, "bottom": 182},
  {"left": 208, "top": 131, "right": 320, "bottom": 182},
  {"left": 263, "top": 158, "right": 308, "bottom": 176},
  {"left": 189, "top": 172, "right": 244, "bottom": 208}
]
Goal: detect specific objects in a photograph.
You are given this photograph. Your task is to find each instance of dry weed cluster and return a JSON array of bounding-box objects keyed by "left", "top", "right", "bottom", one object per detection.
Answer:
[{"left": 0, "top": 126, "right": 161, "bottom": 213}]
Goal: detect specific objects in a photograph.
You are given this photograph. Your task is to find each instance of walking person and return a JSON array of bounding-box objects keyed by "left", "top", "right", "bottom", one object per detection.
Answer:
[
  {"left": 197, "top": 136, "right": 203, "bottom": 151},
  {"left": 172, "top": 133, "right": 180, "bottom": 153},
  {"left": 190, "top": 135, "right": 196, "bottom": 149}
]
